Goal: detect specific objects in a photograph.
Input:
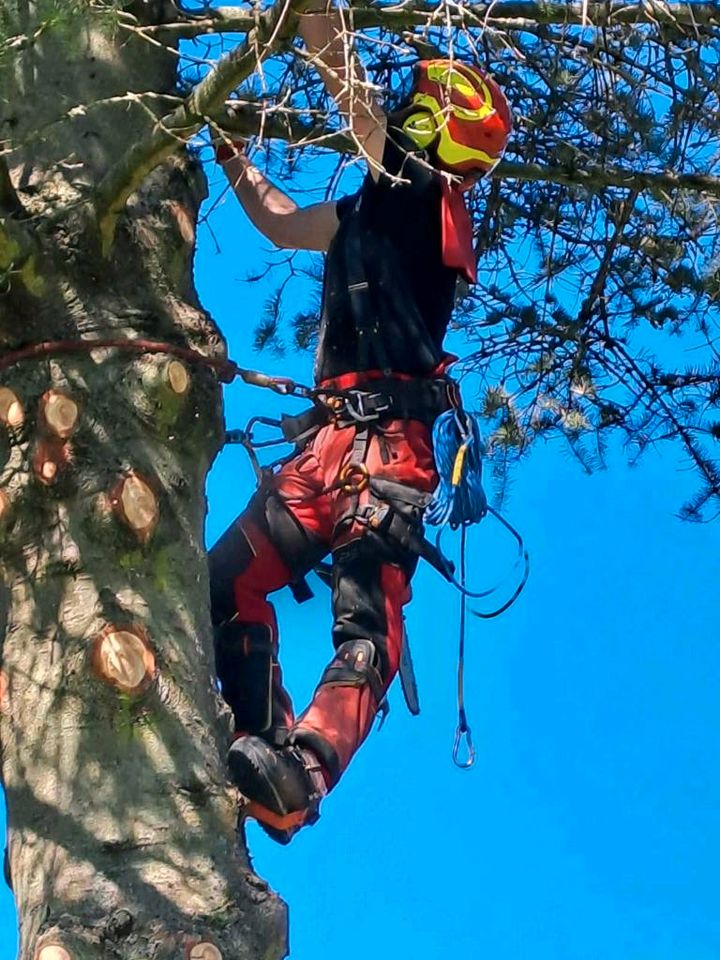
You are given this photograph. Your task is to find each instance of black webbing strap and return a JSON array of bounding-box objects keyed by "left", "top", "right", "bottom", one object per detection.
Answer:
[
  {"left": 279, "top": 406, "right": 328, "bottom": 446},
  {"left": 277, "top": 378, "right": 459, "bottom": 447},
  {"left": 335, "top": 378, "right": 458, "bottom": 424}
]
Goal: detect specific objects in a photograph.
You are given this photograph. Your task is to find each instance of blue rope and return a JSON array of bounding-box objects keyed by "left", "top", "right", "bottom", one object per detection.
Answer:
[
  {"left": 426, "top": 408, "right": 530, "bottom": 608},
  {"left": 426, "top": 409, "right": 488, "bottom": 528},
  {"left": 426, "top": 407, "right": 528, "bottom": 770}
]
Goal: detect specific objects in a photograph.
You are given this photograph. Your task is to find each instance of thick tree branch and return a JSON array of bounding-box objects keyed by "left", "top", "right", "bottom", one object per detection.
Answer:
[
  {"left": 499, "top": 161, "right": 720, "bottom": 198},
  {"left": 218, "top": 103, "right": 720, "bottom": 199},
  {"left": 95, "top": 0, "right": 314, "bottom": 252},
  {"left": 152, "top": 1, "right": 720, "bottom": 40}
]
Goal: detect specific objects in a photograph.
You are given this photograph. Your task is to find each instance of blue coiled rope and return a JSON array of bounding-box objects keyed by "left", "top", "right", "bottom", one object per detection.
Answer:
[
  {"left": 426, "top": 409, "right": 488, "bottom": 528},
  {"left": 426, "top": 408, "right": 530, "bottom": 768},
  {"left": 426, "top": 408, "right": 529, "bottom": 608}
]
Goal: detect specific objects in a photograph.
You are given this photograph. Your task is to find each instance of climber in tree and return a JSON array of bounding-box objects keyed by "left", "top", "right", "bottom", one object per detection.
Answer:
[{"left": 209, "top": 1, "right": 512, "bottom": 844}]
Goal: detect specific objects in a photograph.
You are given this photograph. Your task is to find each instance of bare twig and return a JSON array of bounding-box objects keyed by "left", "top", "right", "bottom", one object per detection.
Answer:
[
  {"left": 213, "top": 102, "right": 720, "bottom": 200},
  {"left": 151, "top": 1, "right": 720, "bottom": 39}
]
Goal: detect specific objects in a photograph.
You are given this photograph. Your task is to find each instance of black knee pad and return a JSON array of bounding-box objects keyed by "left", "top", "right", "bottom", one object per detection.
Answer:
[
  {"left": 319, "top": 638, "right": 385, "bottom": 705},
  {"left": 213, "top": 621, "right": 273, "bottom": 734}
]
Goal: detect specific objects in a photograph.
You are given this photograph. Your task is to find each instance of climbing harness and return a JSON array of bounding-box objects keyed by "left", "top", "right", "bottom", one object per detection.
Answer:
[
  {"left": 1, "top": 336, "right": 528, "bottom": 769},
  {"left": 227, "top": 378, "right": 529, "bottom": 770}
]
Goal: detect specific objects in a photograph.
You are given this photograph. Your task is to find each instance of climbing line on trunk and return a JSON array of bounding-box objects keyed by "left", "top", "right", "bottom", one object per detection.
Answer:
[{"left": 0, "top": 336, "right": 311, "bottom": 395}]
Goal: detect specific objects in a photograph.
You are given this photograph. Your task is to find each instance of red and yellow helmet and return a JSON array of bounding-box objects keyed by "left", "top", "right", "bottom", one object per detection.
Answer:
[{"left": 401, "top": 60, "right": 512, "bottom": 176}]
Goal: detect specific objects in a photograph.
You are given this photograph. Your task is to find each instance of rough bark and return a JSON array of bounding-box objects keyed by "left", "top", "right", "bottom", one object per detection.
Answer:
[{"left": 0, "top": 3, "right": 286, "bottom": 958}]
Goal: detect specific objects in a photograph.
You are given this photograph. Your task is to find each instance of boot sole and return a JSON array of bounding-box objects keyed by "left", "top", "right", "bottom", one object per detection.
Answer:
[{"left": 228, "top": 743, "right": 308, "bottom": 845}]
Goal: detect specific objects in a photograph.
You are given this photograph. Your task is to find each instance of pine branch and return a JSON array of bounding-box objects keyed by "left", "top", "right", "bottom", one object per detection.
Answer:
[
  {"left": 577, "top": 189, "right": 638, "bottom": 325},
  {"left": 95, "top": 0, "right": 314, "bottom": 253},
  {"left": 501, "top": 161, "right": 720, "bottom": 199},
  {"left": 151, "top": 1, "right": 720, "bottom": 40},
  {"left": 216, "top": 103, "right": 720, "bottom": 199}
]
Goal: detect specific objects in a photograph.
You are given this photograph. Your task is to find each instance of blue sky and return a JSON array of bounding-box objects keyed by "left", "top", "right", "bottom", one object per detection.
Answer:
[{"left": 2, "top": 156, "right": 720, "bottom": 959}]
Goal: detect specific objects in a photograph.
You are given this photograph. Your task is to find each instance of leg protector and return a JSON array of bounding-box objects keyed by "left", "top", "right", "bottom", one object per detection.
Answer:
[
  {"left": 213, "top": 621, "right": 274, "bottom": 735},
  {"left": 291, "top": 639, "right": 384, "bottom": 787},
  {"left": 292, "top": 535, "right": 415, "bottom": 786},
  {"left": 318, "top": 638, "right": 385, "bottom": 704},
  {"left": 208, "top": 519, "right": 255, "bottom": 627},
  {"left": 214, "top": 620, "right": 295, "bottom": 741},
  {"left": 208, "top": 485, "right": 326, "bottom": 627},
  {"left": 248, "top": 485, "right": 327, "bottom": 582}
]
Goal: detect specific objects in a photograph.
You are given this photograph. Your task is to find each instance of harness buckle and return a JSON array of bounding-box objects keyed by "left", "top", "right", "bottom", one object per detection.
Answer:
[
  {"left": 353, "top": 501, "right": 393, "bottom": 533},
  {"left": 343, "top": 390, "right": 392, "bottom": 424}
]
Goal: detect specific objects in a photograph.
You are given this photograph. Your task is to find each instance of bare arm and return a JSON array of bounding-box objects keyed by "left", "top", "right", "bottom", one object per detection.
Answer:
[
  {"left": 219, "top": 149, "right": 339, "bottom": 252},
  {"left": 298, "top": 1, "right": 387, "bottom": 179}
]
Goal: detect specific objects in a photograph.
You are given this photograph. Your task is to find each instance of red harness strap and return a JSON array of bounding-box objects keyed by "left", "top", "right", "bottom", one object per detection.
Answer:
[{"left": 318, "top": 356, "right": 459, "bottom": 393}]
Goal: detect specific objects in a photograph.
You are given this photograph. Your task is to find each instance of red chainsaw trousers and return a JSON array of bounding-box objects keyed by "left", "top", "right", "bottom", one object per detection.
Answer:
[{"left": 210, "top": 417, "right": 437, "bottom": 787}]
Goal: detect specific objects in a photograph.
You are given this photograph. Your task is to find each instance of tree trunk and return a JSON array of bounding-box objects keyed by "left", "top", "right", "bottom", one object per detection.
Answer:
[{"left": 0, "top": 3, "right": 286, "bottom": 958}]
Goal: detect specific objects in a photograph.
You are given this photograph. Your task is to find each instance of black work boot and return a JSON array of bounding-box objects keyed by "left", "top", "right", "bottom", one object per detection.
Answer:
[{"left": 228, "top": 735, "right": 327, "bottom": 845}]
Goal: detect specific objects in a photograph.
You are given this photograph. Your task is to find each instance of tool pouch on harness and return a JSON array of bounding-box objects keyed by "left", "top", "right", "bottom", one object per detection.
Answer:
[{"left": 353, "top": 476, "right": 455, "bottom": 582}]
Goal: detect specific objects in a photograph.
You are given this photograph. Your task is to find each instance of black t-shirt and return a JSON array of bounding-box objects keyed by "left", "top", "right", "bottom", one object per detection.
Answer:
[{"left": 314, "top": 132, "right": 459, "bottom": 383}]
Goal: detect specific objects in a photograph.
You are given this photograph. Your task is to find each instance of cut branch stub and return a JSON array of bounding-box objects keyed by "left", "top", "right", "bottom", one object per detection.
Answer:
[
  {"left": 142, "top": 357, "right": 191, "bottom": 397},
  {"left": 36, "top": 945, "right": 71, "bottom": 960},
  {"left": 32, "top": 438, "right": 71, "bottom": 486},
  {"left": 187, "top": 942, "right": 223, "bottom": 960},
  {"left": 168, "top": 200, "right": 196, "bottom": 247},
  {"left": 0, "top": 387, "right": 24, "bottom": 430},
  {"left": 39, "top": 389, "right": 80, "bottom": 439},
  {"left": 0, "top": 670, "right": 10, "bottom": 715},
  {"left": 166, "top": 359, "right": 190, "bottom": 396},
  {"left": 111, "top": 472, "right": 159, "bottom": 542},
  {"left": 91, "top": 624, "right": 156, "bottom": 695}
]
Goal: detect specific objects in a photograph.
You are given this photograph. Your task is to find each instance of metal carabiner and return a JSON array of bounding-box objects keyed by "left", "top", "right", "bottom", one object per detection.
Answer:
[
  {"left": 244, "top": 416, "right": 289, "bottom": 449},
  {"left": 452, "top": 723, "right": 476, "bottom": 769},
  {"left": 338, "top": 462, "right": 370, "bottom": 494},
  {"left": 240, "top": 368, "right": 313, "bottom": 398}
]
